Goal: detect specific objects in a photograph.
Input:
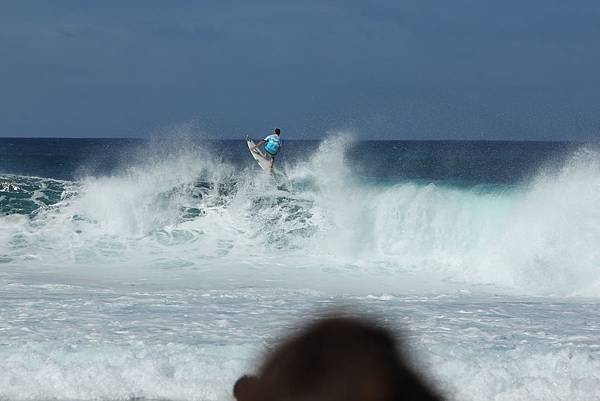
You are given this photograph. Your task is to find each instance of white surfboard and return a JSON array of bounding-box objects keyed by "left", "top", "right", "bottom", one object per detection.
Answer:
[{"left": 246, "top": 136, "right": 272, "bottom": 171}]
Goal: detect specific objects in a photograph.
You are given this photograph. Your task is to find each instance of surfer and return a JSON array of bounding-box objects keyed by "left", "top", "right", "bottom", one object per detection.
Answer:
[{"left": 251, "top": 128, "right": 281, "bottom": 170}]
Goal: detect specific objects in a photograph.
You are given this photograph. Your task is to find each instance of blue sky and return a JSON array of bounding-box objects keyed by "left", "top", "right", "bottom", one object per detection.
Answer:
[{"left": 1, "top": 0, "right": 599, "bottom": 140}]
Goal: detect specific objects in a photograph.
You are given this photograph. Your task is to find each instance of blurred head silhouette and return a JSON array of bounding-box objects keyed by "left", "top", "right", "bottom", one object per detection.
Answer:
[{"left": 234, "top": 316, "right": 442, "bottom": 401}]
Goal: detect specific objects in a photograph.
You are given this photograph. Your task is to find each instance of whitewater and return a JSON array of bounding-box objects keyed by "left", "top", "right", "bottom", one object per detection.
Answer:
[{"left": 1, "top": 136, "right": 599, "bottom": 401}]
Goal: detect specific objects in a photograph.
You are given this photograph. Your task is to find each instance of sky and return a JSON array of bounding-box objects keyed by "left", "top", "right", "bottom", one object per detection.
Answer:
[{"left": 1, "top": 0, "right": 599, "bottom": 140}]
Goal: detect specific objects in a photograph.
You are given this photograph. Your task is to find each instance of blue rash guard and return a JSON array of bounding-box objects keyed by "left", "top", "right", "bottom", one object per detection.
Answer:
[{"left": 264, "top": 134, "right": 281, "bottom": 156}]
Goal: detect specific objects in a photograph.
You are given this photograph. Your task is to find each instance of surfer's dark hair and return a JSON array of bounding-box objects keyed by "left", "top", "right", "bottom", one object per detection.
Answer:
[{"left": 274, "top": 128, "right": 281, "bottom": 135}]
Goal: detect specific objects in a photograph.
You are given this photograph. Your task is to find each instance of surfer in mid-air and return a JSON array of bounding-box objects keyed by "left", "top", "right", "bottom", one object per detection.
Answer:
[{"left": 251, "top": 128, "right": 281, "bottom": 170}]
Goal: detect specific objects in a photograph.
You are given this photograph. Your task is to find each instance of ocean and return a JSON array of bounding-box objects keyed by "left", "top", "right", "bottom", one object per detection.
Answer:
[{"left": 0, "top": 136, "right": 599, "bottom": 400}]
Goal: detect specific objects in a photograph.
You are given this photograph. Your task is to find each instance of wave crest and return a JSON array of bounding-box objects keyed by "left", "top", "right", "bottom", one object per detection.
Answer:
[{"left": 1, "top": 142, "right": 599, "bottom": 296}]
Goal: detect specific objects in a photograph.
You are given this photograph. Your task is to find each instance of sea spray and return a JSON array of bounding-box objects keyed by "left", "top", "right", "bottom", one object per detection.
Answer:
[
  {"left": 0, "top": 140, "right": 599, "bottom": 295},
  {"left": 1, "top": 138, "right": 600, "bottom": 401}
]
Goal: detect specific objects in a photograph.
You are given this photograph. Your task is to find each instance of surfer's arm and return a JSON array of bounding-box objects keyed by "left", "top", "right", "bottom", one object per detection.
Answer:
[{"left": 252, "top": 140, "right": 266, "bottom": 150}]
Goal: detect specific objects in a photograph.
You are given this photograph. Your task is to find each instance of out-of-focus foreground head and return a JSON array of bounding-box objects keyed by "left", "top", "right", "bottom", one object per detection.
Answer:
[{"left": 233, "top": 316, "right": 443, "bottom": 401}]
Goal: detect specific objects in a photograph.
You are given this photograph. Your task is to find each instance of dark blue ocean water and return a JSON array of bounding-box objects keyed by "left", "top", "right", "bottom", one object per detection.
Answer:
[{"left": 0, "top": 138, "right": 577, "bottom": 184}]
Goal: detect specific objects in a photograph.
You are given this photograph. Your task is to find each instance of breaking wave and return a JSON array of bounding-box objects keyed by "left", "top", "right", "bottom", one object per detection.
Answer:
[{"left": 1, "top": 138, "right": 599, "bottom": 296}]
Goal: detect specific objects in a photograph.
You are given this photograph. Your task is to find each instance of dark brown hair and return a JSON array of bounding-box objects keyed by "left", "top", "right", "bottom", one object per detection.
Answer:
[{"left": 234, "top": 317, "right": 443, "bottom": 401}]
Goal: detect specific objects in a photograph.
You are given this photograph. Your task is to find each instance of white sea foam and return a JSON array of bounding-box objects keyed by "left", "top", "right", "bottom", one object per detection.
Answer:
[
  {"left": 429, "top": 346, "right": 600, "bottom": 401},
  {"left": 0, "top": 342, "right": 250, "bottom": 401},
  {"left": 1, "top": 140, "right": 600, "bottom": 296},
  {"left": 1, "top": 281, "right": 599, "bottom": 401},
  {"left": 3, "top": 335, "right": 598, "bottom": 401}
]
